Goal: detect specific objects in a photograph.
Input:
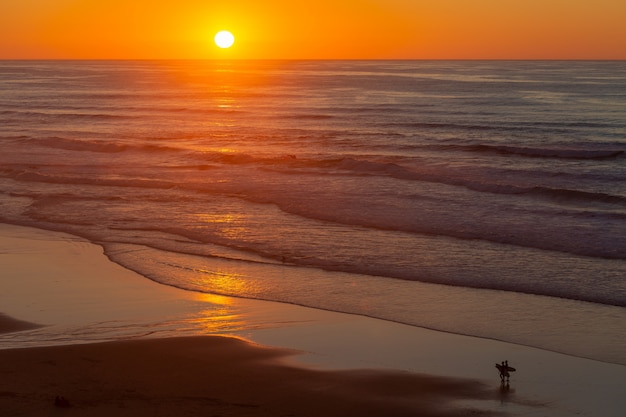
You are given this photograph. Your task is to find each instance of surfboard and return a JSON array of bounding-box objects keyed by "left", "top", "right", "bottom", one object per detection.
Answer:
[{"left": 495, "top": 363, "right": 516, "bottom": 372}]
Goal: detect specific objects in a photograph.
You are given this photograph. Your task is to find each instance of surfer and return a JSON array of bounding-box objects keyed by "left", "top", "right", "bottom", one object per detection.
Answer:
[{"left": 496, "top": 360, "right": 516, "bottom": 383}]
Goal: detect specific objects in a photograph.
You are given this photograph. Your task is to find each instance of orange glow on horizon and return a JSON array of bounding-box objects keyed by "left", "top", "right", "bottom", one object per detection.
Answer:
[{"left": 1, "top": 0, "right": 625, "bottom": 59}]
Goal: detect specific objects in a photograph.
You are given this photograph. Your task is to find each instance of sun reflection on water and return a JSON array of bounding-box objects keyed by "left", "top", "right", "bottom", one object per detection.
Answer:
[
  {"left": 189, "top": 308, "right": 246, "bottom": 333},
  {"left": 181, "top": 293, "right": 245, "bottom": 334},
  {"left": 197, "top": 269, "right": 249, "bottom": 294},
  {"left": 184, "top": 291, "right": 272, "bottom": 335},
  {"left": 193, "top": 213, "right": 246, "bottom": 240}
]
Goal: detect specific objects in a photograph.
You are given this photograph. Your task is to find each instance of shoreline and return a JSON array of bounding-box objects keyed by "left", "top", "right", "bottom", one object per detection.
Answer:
[{"left": 1, "top": 223, "right": 625, "bottom": 416}]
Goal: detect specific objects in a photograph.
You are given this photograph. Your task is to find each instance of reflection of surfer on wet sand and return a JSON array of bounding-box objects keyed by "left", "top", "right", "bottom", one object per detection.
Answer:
[{"left": 496, "top": 360, "right": 516, "bottom": 383}]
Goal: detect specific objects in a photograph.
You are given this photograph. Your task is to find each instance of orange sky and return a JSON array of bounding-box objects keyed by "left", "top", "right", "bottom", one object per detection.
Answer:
[{"left": 1, "top": 0, "right": 625, "bottom": 59}]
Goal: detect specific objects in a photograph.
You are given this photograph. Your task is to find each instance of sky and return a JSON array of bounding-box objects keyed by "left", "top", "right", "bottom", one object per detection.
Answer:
[{"left": 1, "top": 0, "right": 625, "bottom": 59}]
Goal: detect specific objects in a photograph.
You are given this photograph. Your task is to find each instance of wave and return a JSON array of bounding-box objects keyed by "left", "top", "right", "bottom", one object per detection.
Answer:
[
  {"left": 340, "top": 106, "right": 425, "bottom": 114},
  {"left": 0, "top": 109, "right": 136, "bottom": 120},
  {"left": 289, "top": 157, "right": 626, "bottom": 206},
  {"left": 8, "top": 135, "right": 625, "bottom": 208},
  {"left": 6, "top": 158, "right": 623, "bottom": 264},
  {"left": 23, "top": 136, "right": 185, "bottom": 154},
  {"left": 188, "top": 150, "right": 626, "bottom": 208},
  {"left": 5, "top": 169, "right": 179, "bottom": 190},
  {"left": 110, "top": 245, "right": 626, "bottom": 308},
  {"left": 390, "top": 122, "right": 499, "bottom": 131},
  {"left": 380, "top": 117, "right": 624, "bottom": 137},
  {"left": 456, "top": 144, "right": 625, "bottom": 159},
  {"left": 526, "top": 187, "right": 626, "bottom": 205},
  {"left": 283, "top": 114, "right": 334, "bottom": 120}
]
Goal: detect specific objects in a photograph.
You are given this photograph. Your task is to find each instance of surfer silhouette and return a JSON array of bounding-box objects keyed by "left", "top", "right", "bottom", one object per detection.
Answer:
[{"left": 496, "top": 360, "right": 516, "bottom": 383}]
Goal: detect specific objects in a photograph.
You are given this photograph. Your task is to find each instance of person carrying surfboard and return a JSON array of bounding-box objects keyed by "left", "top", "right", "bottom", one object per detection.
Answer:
[{"left": 496, "top": 360, "right": 516, "bottom": 382}]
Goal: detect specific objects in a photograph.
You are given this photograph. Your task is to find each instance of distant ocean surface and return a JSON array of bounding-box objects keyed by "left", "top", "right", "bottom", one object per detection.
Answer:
[{"left": 1, "top": 60, "right": 625, "bottom": 364}]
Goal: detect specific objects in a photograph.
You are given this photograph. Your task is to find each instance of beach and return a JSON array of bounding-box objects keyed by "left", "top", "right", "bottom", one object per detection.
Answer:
[
  {"left": 0, "top": 336, "right": 498, "bottom": 417},
  {"left": 1, "top": 223, "right": 625, "bottom": 416}
]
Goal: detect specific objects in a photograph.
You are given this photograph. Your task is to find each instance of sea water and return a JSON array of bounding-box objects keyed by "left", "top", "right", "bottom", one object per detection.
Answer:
[{"left": 1, "top": 60, "right": 624, "bottom": 364}]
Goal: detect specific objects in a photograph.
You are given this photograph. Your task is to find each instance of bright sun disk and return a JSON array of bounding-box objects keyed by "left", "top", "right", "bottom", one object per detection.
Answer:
[{"left": 214, "top": 31, "right": 235, "bottom": 49}]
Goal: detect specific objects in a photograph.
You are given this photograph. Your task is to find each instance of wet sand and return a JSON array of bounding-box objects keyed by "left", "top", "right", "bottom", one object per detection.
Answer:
[
  {"left": 0, "top": 334, "right": 502, "bottom": 417},
  {"left": 0, "top": 314, "right": 41, "bottom": 334},
  {"left": 1, "top": 223, "right": 625, "bottom": 416}
]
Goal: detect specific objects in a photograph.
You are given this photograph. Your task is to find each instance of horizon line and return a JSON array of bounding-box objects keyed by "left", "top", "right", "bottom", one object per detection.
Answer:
[{"left": 2, "top": 58, "right": 625, "bottom": 62}]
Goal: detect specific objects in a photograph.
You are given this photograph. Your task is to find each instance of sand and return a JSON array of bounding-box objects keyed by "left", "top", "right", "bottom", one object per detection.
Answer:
[
  {"left": 0, "top": 335, "right": 503, "bottom": 417},
  {"left": 1, "top": 223, "right": 625, "bottom": 416},
  {"left": 0, "top": 314, "right": 41, "bottom": 334}
]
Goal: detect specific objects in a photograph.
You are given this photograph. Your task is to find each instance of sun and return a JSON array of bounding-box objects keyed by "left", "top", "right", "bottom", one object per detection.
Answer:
[{"left": 214, "top": 31, "right": 235, "bottom": 49}]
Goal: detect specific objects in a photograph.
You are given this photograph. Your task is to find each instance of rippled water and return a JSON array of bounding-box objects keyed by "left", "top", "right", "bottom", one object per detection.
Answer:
[{"left": 1, "top": 60, "right": 624, "bottom": 363}]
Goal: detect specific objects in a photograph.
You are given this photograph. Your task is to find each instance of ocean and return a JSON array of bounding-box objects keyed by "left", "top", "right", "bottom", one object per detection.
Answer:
[{"left": 1, "top": 60, "right": 625, "bottom": 364}]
